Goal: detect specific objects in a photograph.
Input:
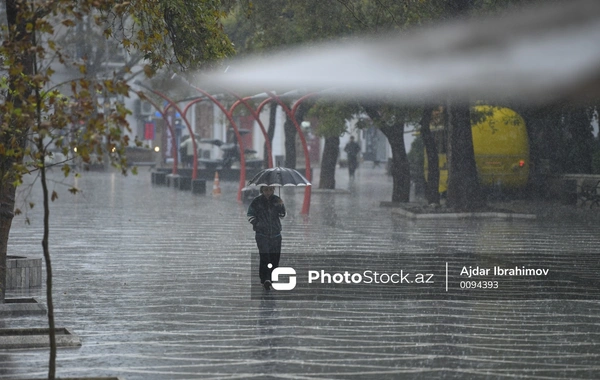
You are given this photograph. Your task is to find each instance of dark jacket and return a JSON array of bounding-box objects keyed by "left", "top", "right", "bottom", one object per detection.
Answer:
[
  {"left": 247, "top": 194, "right": 286, "bottom": 237},
  {"left": 344, "top": 141, "right": 361, "bottom": 161}
]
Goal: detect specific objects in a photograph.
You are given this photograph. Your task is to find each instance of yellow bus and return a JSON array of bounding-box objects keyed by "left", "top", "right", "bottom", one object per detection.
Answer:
[{"left": 425, "top": 106, "right": 530, "bottom": 193}]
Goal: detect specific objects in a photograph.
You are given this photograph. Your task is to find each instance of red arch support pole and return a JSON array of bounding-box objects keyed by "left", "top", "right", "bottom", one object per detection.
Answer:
[
  {"left": 266, "top": 91, "right": 315, "bottom": 215},
  {"left": 256, "top": 97, "right": 272, "bottom": 115},
  {"left": 190, "top": 86, "right": 247, "bottom": 202},
  {"left": 136, "top": 92, "right": 178, "bottom": 175},
  {"left": 181, "top": 96, "right": 209, "bottom": 176}
]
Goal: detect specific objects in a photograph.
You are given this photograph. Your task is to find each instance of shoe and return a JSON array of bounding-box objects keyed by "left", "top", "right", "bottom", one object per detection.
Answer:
[{"left": 263, "top": 280, "right": 272, "bottom": 290}]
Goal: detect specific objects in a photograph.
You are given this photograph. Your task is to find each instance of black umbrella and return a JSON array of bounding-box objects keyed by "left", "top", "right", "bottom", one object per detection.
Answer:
[
  {"left": 247, "top": 167, "right": 311, "bottom": 187},
  {"left": 199, "top": 138, "right": 224, "bottom": 147}
]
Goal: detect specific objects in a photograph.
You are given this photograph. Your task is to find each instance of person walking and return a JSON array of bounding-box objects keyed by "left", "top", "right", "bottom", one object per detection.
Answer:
[
  {"left": 344, "top": 135, "right": 361, "bottom": 178},
  {"left": 179, "top": 135, "right": 199, "bottom": 168},
  {"left": 247, "top": 186, "right": 286, "bottom": 290}
]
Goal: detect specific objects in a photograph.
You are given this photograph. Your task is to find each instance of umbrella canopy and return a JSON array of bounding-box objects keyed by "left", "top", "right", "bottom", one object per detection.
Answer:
[
  {"left": 247, "top": 167, "right": 311, "bottom": 187},
  {"left": 199, "top": 138, "right": 224, "bottom": 147}
]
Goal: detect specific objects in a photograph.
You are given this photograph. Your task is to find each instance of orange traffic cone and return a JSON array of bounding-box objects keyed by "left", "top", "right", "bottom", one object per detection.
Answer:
[{"left": 212, "top": 171, "right": 221, "bottom": 196}]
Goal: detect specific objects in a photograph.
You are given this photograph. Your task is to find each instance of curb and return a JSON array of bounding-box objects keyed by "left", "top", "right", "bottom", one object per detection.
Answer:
[
  {"left": 311, "top": 188, "right": 351, "bottom": 194},
  {"left": 0, "top": 327, "right": 81, "bottom": 349},
  {"left": 0, "top": 298, "right": 46, "bottom": 317},
  {"left": 391, "top": 207, "right": 537, "bottom": 220}
]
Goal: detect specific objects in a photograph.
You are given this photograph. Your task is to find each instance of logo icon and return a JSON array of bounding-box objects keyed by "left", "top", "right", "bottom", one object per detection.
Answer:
[{"left": 269, "top": 264, "right": 297, "bottom": 290}]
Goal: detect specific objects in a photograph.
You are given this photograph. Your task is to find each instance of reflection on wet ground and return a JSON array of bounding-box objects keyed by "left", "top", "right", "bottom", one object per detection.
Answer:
[{"left": 1, "top": 167, "right": 600, "bottom": 379}]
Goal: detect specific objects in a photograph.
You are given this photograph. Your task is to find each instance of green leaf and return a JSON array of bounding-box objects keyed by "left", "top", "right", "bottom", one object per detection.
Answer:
[{"left": 62, "top": 164, "right": 71, "bottom": 177}]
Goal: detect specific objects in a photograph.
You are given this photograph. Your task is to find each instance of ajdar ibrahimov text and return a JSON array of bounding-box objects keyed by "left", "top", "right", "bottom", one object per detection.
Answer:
[{"left": 461, "top": 266, "right": 549, "bottom": 278}]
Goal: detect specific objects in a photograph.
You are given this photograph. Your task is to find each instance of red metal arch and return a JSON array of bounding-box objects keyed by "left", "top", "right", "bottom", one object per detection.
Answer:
[
  {"left": 227, "top": 92, "right": 273, "bottom": 169},
  {"left": 188, "top": 86, "right": 247, "bottom": 202},
  {"left": 266, "top": 91, "right": 319, "bottom": 215},
  {"left": 138, "top": 86, "right": 200, "bottom": 180}
]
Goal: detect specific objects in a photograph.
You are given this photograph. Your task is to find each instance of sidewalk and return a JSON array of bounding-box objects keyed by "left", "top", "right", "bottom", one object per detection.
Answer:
[{"left": 1, "top": 166, "right": 599, "bottom": 379}]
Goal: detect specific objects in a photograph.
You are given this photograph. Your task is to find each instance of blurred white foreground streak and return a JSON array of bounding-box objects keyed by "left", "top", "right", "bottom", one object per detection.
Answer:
[{"left": 197, "top": 0, "right": 600, "bottom": 104}]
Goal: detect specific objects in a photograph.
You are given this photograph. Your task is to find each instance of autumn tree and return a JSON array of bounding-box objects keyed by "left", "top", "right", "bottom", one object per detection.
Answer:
[{"left": 1, "top": 1, "right": 232, "bottom": 378}]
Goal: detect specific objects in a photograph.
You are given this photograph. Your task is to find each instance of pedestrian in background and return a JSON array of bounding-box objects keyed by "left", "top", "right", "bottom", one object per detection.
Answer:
[
  {"left": 179, "top": 135, "right": 199, "bottom": 168},
  {"left": 344, "top": 135, "right": 361, "bottom": 178},
  {"left": 247, "top": 186, "right": 286, "bottom": 290}
]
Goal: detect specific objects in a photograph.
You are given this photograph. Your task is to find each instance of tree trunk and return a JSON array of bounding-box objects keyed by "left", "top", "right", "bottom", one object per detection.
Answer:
[
  {"left": 420, "top": 105, "right": 440, "bottom": 205},
  {"left": 319, "top": 136, "right": 340, "bottom": 189},
  {"left": 40, "top": 161, "right": 57, "bottom": 379},
  {"left": 0, "top": 184, "right": 16, "bottom": 303},
  {"left": 381, "top": 124, "right": 410, "bottom": 203},
  {"left": 284, "top": 101, "right": 312, "bottom": 169},
  {"left": 1, "top": 0, "right": 36, "bottom": 303},
  {"left": 443, "top": 0, "right": 481, "bottom": 210},
  {"left": 283, "top": 100, "right": 297, "bottom": 169},
  {"left": 446, "top": 100, "right": 484, "bottom": 210},
  {"left": 363, "top": 105, "right": 411, "bottom": 202},
  {"left": 264, "top": 101, "right": 277, "bottom": 168},
  {"left": 565, "top": 107, "right": 594, "bottom": 173}
]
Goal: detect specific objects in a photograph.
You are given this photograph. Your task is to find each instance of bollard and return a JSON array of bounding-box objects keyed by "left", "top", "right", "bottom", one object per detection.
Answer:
[
  {"left": 192, "top": 179, "right": 207, "bottom": 195},
  {"left": 6, "top": 256, "right": 42, "bottom": 290},
  {"left": 166, "top": 174, "right": 181, "bottom": 188},
  {"left": 178, "top": 176, "right": 192, "bottom": 191},
  {"left": 153, "top": 172, "right": 167, "bottom": 185}
]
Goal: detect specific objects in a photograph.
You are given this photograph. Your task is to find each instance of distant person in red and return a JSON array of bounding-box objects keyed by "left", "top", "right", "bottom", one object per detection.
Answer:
[
  {"left": 247, "top": 186, "right": 286, "bottom": 290},
  {"left": 344, "top": 135, "right": 361, "bottom": 178}
]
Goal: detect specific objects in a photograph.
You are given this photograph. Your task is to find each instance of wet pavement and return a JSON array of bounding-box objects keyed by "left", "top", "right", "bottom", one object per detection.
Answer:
[{"left": 1, "top": 165, "right": 600, "bottom": 379}]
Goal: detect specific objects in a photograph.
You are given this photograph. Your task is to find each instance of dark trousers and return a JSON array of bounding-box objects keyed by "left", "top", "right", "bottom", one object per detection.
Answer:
[
  {"left": 348, "top": 158, "right": 358, "bottom": 177},
  {"left": 255, "top": 234, "right": 282, "bottom": 284},
  {"left": 183, "top": 154, "right": 193, "bottom": 167}
]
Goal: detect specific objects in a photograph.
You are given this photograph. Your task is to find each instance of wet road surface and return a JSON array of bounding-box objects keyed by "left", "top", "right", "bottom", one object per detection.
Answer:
[{"left": 2, "top": 166, "right": 600, "bottom": 379}]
